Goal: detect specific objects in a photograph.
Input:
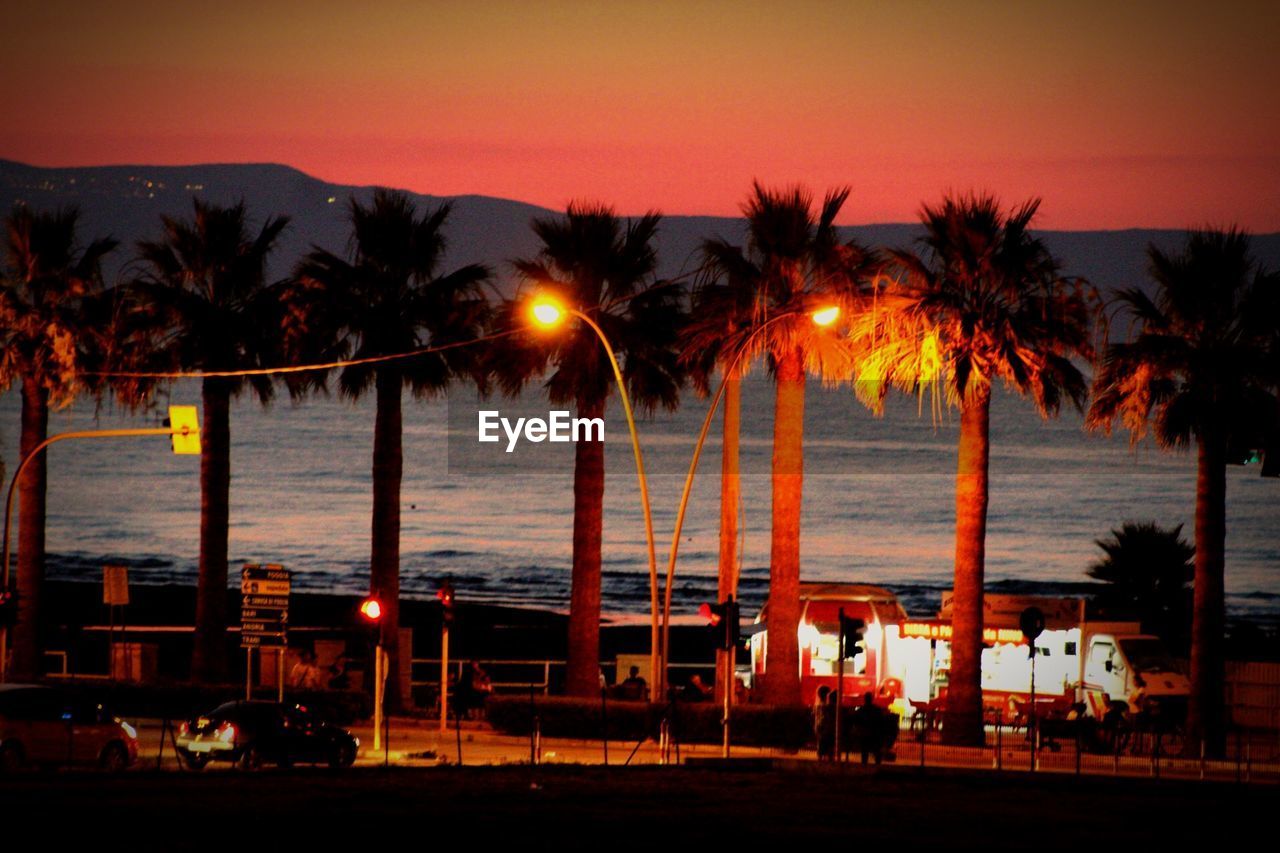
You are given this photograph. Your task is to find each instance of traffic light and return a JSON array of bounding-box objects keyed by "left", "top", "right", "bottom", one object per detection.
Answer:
[
  {"left": 699, "top": 596, "right": 740, "bottom": 651},
  {"left": 437, "top": 581, "right": 456, "bottom": 626},
  {"left": 838, "top": 610, "right": 865, "bottom": 659},
  {"left": 359, "top": 596, "right": 383, "bottom": 623},
  {"left": 0, "top": 587, "right": 16, "bottom": 628}
]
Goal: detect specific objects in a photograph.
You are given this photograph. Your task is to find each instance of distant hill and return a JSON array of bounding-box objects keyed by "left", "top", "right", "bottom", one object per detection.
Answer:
[{"left": 3, "top": 158, "right": 1278, "bottom": 301}]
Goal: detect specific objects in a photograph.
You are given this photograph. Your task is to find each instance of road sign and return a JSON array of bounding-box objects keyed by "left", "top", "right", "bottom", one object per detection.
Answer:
[
  {"left": 242, "top": 564, "right": 290, "bottom": 583},
  {"left": 243, "top": 594, "right": 289, "bottom": 609},
  {"left": 241, "top": 563, "right": 290, "bottom": 649},
  {"left": 103, "top": 565, "right": 129, "bottom": 606},
  {"left": 241, "top": 608, "right": 288, "bottom": 623},
  {"left": 241, "top": 579, "right": 291, "bottom": 595},
  {"left": 241, "top": 633, "right": 287, "bottom": 648}
]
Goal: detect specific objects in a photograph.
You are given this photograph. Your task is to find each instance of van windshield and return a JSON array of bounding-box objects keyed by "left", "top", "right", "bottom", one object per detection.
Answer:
[{"left": 1118, "top": 638, "right": 1180, "bottom": 674}]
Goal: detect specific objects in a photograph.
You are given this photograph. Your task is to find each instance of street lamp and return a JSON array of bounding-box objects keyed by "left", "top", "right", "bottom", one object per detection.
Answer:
[
  {"left": 0, "top": 406, "right": 201, "bottom": 682},
  {"left": 529, "top": 295, "right": 661, "bottom": 695},
  {"left": 659, "top": 306, "right": 841, "bottom": 702}
]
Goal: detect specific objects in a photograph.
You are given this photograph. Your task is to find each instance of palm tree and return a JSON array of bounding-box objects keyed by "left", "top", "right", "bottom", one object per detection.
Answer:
[
  {"left": 857, "top": 193, "right": 1094, "bottom": 743},
  {"left": 132, "top": 199, "right": 289, "bottom": 683},
  {"left": 678, "top": 267, "right": 755, "bottom": 702},
  {"left": 694, "top": 183, "right": 876, "bottom": 706},
  {"left": 293, "top": 189, "right": 491, "bottom": 710},
  {"left": 1088, "top": 228, "right": 1279, "bottom": 756},
  {"left": 0, "top": 206, "right": 117, "bottom": 679},
  {"left": 1087, "top": 521, "right": 1194, "bottom": 652},
  {"left": 496, "top": 201, "right": 683, "bottom": 698}
]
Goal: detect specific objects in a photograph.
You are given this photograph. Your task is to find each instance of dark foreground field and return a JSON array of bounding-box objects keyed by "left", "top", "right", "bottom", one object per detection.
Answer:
[{"left": 0, "top": 764, "right": 1269, "bottom": 849}]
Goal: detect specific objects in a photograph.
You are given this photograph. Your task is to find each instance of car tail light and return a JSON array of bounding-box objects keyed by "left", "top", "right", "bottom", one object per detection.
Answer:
[
  {"left": 119, "top": 721, "right": 138, "bottom": 740},
  {"left": 178, "top": 721, "right": 189, "bottom": 736},
  {"left": 215, "top": 722, "right": 237, "bottom": 744}
]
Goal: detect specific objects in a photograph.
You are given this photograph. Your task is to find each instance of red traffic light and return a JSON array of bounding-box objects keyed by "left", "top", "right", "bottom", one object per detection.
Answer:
[
  {"left": 359, "top": 597, "right": 383, "bottom": 623},
  {"left": 436, "top": 582, "right": 455, "bottom": 607},
  {"left": 698, "top": 602, "right": 721, "bottom": 626}
]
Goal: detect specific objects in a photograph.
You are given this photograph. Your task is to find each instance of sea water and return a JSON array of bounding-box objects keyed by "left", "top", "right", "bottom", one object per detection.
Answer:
[{"left": 0, "top": 376, "right": 1275, "bottom": 624}]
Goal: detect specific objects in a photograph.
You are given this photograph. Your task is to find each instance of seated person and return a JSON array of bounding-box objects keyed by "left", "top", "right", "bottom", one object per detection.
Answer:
[{"left": 618, "top": 666, "right": 649, "bottom": 701}]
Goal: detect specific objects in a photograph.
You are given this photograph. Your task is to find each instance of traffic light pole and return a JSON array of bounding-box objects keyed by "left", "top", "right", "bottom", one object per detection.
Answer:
[
  {"left": 721, "top": 647, "right": 732, "bottom": 758},
  {"left": 0, "top": 419, "right": 199, "bottom": 683},
  {"left": 439, "top": 623, "right": 449, "bottom": 733},
  {"left": 836, "top": 607, "right": 846, "bottom": 761}
]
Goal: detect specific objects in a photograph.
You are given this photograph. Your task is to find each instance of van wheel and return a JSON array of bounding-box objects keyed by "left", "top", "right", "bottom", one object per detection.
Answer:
[
  {"left": 99, "top": 742, "right": 129, "bottom": 773},
  {"left": 0, "top": 741, "right": 23, "bottom": 773}
]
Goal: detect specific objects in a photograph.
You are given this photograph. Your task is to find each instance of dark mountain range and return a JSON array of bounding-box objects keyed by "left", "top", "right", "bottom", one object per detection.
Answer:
[{"left": 3, "top": 158, "right": 1278, "bottom": 300}]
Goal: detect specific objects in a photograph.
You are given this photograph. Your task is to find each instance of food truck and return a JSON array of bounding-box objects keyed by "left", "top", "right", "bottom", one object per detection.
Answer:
[
  {"left": 750, "top": 585, "right": 1189, "bottom": 720},
  {"left": 748, "top": 583, "right": 908, "bottom": 706}
]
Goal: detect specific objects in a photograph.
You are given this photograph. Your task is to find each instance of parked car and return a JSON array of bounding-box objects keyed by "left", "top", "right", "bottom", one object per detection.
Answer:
[
  {"left": 0, "top": 684, "right": 138, "bottom": 772},
  {"left": 176, "top": 700, "right": 358, "bottom": 770}
]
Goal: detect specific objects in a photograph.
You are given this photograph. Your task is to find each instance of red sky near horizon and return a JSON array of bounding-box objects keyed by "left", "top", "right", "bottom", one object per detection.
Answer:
[{"left": 2, "top": 1, "right": 1277, "bottom": 230}]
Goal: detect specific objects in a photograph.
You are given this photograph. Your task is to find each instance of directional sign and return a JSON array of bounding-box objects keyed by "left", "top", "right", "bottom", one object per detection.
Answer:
[
  {"left": 242, "top": 564, "right": 290, "bottom": 583},
  {"left": 241, "top": 579, "right": 291, "bottom": 596},
  {"left": 241, "top": 633, "right": 287, "bottom": 648},
  {"left": 241, "top": 564, "right": 290, "bottom": 649},
  {"left": 244, "top": 594, "right": 289, "bottom": 609},
  {"left": 241, "top": 608, "right": 288, "bottom": 623}
]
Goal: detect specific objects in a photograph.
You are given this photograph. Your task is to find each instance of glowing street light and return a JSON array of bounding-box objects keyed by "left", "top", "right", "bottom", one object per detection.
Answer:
[
  {"left": 528, "top": 294, "right": 661, "bottom": 694},
  {"left": 811, "top": 305, "right": 840, "bottom": 327},
  {"left": 659, "top": 306, "right": 841, "bottom": 701}
]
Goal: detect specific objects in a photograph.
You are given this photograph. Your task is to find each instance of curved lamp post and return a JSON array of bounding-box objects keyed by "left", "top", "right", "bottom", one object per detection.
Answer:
[
  {"left": 529, "top": 297, "right": 661, "bottom": 695},
  {"left": 658, "top": 305, "right": 840, "bottom": 699},
  {"left": 0, "top": 410, "right": 200, "bottom": 682}
]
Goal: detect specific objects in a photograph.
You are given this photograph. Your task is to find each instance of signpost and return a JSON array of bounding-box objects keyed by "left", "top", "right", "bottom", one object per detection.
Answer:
[{"left": 241, "top": 564, "right": 290, "bottom": 701}]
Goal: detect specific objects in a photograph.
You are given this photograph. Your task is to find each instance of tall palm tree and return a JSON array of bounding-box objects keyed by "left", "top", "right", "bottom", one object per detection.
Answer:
[
  {"left": 1088, "top": 228, "right": 1279, "bottom": 756},
  {"left": 857, "top": 193, "right": 1094, "bottom": 743},
  {"left": 132, "top": 199, "right": 289, "bottom": 683},
  {"left": 1087, "top": 521, "right": 1194, "bottom": 652},
  {"left": 497, "top": 201, "right": 683, "bottom": 698},
  {"left": 0, "top": 206, "right": 116, "bottom": 679},
  {"left": 678, "top": 265, "right": 755, "bottom": 701},
  {"left": 695, "top": 183, "right": 876, "bottom": 706},
  {"left": 293, "top": 189, "right": 491, "bottom": 711}
]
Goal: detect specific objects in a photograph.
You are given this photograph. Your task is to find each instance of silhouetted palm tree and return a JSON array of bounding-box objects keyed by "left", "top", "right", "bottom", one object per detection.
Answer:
[
  {"left": 859, "top": 194, "right": 1094, "bottom": 743},
  {"left": 496, "top": 202, "right": 683, "bottom": 697},
  {"left": 1088, "top": 228, "right": 1280, "bottom": 755},
  {"left": 294, "top": 190, "right": 490, "bottom": 710},
  {"left": 0, "top": 206, "right": 116, "bottom": 678},
  {"left": 1087, "top": 522, "right": 1194, "bottom": 652},
  {"left": 132, "top": 199, "right": 289, "bottom": 683},
  {"left": 696, "top": 183, "right": 877, "bottom": 706}
]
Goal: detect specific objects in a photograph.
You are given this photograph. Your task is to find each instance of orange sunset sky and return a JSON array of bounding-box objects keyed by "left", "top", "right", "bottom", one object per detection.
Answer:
[{"left": 1, "top": 0, "right": 1277, "bottom": 230}]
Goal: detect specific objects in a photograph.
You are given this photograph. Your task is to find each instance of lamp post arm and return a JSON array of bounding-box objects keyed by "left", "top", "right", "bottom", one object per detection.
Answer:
[
  {"left": 659, "top": 312, "right": 798, "bottom": 690},
  {"left": 568, "top": 309, "right": 661, "bottom": 697},
  {"left": 0, "top": 425, "right": 191, "bottom": 683}
]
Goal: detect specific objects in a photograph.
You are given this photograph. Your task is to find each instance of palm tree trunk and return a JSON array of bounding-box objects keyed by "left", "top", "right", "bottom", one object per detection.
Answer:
[
  {"left": 11, "top": 378, "right": 48, "bottom": 679},
  {"left": 763, "top": 348, "right": 804, "bottom": 706},
  {"left": 944, "top": 384, "right": 990, "bottom": 745},
  {"left": 1189, "top": 430, "right": 1227, "bottom": 757},
  {"left": 370, "top": 369, "right": 404, "bottom": 711},
  {"left": 716, "top": 374, "right": 741, "bottom": 703},
  {"left": 566, "top": 396, "right": 606, "bottom": 697},
  {"left": 192, "top": 378, "right": 231, "bottom": 683}
]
